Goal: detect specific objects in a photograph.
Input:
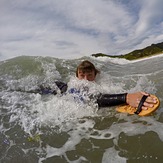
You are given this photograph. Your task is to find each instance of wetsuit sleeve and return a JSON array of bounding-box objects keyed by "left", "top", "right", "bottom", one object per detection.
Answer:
[
  {"left": 55, "top": 81, "right": 68, "bottom": 93},
  {"left": 39, "top": 81, "right": 67, "bottom": 95},
  {"left": 97, "top": 93, "right": 127, "bottom": 107}
]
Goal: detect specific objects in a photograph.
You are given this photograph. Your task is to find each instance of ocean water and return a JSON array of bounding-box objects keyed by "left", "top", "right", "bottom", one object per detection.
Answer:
[{"left": 0, "top": 55, "right": 163, "bottom": 163}]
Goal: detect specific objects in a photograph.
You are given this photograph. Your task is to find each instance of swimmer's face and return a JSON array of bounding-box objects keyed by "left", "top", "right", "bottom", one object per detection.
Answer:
[{"left": 77, "top": 70, "right": 96, "bottom": 81}]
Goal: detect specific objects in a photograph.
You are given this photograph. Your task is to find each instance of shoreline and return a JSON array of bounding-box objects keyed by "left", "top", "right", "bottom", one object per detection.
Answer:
[{"left": 130, "top": 52, "right": 163, "bottom": 62}]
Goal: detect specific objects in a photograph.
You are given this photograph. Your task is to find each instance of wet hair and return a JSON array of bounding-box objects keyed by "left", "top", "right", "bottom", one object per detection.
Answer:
[{"left": 76, "top": 60, "right": 100, "bottom": 77}]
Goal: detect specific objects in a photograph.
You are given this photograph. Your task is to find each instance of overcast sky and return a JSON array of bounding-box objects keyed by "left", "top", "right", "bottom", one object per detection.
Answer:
[{"left": 0, "top": 0, "right": 163, "bottom": 61}]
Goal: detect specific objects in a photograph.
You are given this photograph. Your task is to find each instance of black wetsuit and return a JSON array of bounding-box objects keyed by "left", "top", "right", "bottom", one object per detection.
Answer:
[{"left": 40, "top": 81, "right": 127, "bottom": 107}]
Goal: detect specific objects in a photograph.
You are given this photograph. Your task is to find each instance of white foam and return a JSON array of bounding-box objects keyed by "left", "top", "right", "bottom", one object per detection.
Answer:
[
  {"left": 102, "top": 147, "right": 126, "bottom": 163},
  {"left": 2, "top": 90, "right": 98, "bottom": 135},
  {"left": 90, "top": 56, "right": 130, "bottom": 65},
  {"left": 38, "top": 119, "right": 96, "bottom": 162}
]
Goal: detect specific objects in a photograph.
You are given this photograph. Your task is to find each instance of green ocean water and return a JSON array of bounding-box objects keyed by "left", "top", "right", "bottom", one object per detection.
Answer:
[{"left": 0, "top": 55, "right": 163, "bottom": 163}]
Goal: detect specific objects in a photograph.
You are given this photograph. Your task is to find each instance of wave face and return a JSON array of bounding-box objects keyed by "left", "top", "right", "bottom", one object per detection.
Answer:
[{"left": 0, "top": 55, "right": 163, "bottom": 162}]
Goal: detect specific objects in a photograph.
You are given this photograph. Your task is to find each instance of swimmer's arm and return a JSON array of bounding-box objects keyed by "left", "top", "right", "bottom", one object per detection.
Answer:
[
  {"left": 97, "top": 93, "right": 127, "bottom": 107},
  {"left": 38, "top": 81, "right": 68, "bottom": 95}
]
